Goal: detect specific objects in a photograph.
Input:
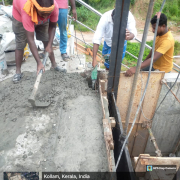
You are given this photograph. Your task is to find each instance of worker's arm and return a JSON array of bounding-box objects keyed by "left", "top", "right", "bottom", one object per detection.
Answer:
[
  {"left": 125, "top": 51, "right": 162, "bottom": 77},
  {"left": 126, "top": 12, "right": 137, "bottom": 40},
  {"left": 45, "top": 21, "right": 57, "bottom": 55},
  {"left": 144, "top": 50, "right": 152, "bottom": 61},
  {"left": 26, "top": 31, "right": 45, "bottom": 75},
  {"left": 92, "top": 14, "right": 106, "bottom": 67},
  {"left": 92, "top": 43, "right": 99, "bottom": 67},
  {"left": 69, "top": 0, "right": 77, "bottom": 20}
]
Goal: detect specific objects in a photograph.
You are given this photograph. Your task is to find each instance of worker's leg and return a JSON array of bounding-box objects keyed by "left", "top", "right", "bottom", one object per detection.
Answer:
[
  {"left": 102, "top": 41, "right": 111, "bottom": 56},
  {"left": 57, "top": 8, "right": 69, "bottom": 61},
  {"left": 122, "top": 40, "right": 127, "bottom": 60},
  {"left": 12, "top": 17, "right": 27, "bottom": 82},
  {"left": 102, "top": 41, "right": 111, "bottom": 69},
  {"left": 35, "top": 22, "right": 57, "bottom": 68},
  {"left": 42, "top": 41, "right": 57, "bottom": 67}
]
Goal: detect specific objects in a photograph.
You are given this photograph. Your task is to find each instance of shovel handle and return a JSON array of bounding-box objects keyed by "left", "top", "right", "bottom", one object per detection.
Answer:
[{"left": 29, "top": 52, "right": 49, "bottom": 102}]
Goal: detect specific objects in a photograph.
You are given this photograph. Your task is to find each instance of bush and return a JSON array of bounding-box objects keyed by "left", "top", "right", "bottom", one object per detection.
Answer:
[
  {"left": 130, "top": 0, "right": 136, "bottom": 6},
  {"left": 5, "top": 0, "right": 13, "bottom": 5},
  {"left": 174, "top": 41, "right": 180, "bottom": 55},
  {"left": 125, "top": 41, "right": 153, "bottom": 63},
  {"left": 125, "top": 40, "right": 179, "bottom": 66},
  {"left": 153, "top": 0, "right": 180, "bottom": 22},
  {"left": 76, "top": 6, "right": 90, "bottom": 22}
]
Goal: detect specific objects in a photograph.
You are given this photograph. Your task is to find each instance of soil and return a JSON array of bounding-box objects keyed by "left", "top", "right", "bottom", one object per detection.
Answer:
[{"left": 0, "top": 71, "right": 109, "bottom": 176}]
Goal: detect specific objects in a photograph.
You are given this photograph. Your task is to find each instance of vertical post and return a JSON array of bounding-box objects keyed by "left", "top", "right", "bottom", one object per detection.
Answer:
[
  {"left": 107, "top": 0, "right": 130, "bottom": 103},
  {"left": 113, "top": 0, "right": 131, "bottom": 99},
  {"left": 123, "top": 0, "right": 155, "bottom": 136}
]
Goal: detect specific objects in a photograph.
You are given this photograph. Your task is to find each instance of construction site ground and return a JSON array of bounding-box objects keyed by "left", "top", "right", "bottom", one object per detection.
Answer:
[{"left": 0, "top": 48, "right": 109, "bottom": 179}]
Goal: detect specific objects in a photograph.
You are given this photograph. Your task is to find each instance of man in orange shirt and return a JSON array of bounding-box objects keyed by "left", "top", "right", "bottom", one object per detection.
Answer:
[{"left": 125, "top": 13, "right": 174, "bottom": 77}]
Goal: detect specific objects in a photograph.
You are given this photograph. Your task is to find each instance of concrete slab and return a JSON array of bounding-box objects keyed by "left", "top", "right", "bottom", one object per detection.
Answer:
[{"left": 0, "top": 71, "right": 109, "bottom": 179}]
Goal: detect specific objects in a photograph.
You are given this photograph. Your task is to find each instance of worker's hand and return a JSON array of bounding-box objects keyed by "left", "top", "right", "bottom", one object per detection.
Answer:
[
  {"left": 92, "top": 60, "right": 98, "bottom": 67},
  {"left": 125, "top": 67, "right": 136, "bottom": 77},
  {"left": 72, "top": 9, "right": 77, "bottom": 21},
  {"left": 45, "top": 44, "right": 53, "bottom": 56},
  {"left": 37, "top": 61, "right": 45, "bottom": 75},
  {"left": 125, "top": 29, "right": 131, "bottom": 40}
]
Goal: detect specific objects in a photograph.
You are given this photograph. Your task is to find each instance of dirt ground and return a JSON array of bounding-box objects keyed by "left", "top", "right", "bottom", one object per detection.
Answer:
[{"left": 0, "top": 70, "right": 109, "bottom": 178}]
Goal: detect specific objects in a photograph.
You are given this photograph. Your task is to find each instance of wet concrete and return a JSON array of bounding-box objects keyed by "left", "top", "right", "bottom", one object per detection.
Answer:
[{"left": 0, "top": 70, "right": 109, "bottom": 178}]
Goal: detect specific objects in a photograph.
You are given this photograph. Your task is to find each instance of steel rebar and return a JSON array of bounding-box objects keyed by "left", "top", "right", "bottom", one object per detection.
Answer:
[{"left": 123, "top": 0, "right": 155, "bottom": 136}]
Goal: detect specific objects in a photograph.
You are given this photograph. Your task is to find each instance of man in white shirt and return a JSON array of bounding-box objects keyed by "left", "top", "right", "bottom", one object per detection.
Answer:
[{"left": 92, "top": 9, "right": 137, "bottom": 68}]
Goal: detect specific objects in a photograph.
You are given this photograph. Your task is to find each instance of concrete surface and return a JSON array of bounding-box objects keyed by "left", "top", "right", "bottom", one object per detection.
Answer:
[
  {"left": 0, "top": 29, "right": 109, "bottom": 179},
  {"left": 0, "top": 70, "right": 109, "bottom": 179}
]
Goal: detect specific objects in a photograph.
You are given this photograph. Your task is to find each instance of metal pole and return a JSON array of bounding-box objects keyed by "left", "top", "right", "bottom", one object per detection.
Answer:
[
  {"left": 147, "top": 126, "right": 162, "bottom": 157},
  {"left": 75, "top": 0, "right": 102, "bottom": 17},
  {"left": 135, "top": 37, "right": 152, "bottom": 50},
  {"left": 68, "top": 33, "right": 102, "bottom": 53},
  {"left": 174, "top": 56, "right": 180, "bottom": 58},
  {"left": 126, "top": 51, "right": 138, "bottom": 60},
  {"left": 2, "top": 0, "right": 5, "bottom": 5},
  {"left": 123, "top": 0, "right": 155, "bottom": 136},
  {"left": 173, "top": 62, "right": 180, "bottom": 69},
  {"left": 68, "top": 15, "right": 95, "bottom": 33}
]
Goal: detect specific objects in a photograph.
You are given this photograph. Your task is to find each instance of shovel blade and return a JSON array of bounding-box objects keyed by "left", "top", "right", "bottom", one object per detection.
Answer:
[{"left": 28, "top": 98, "right": 51, "bottom": 108}]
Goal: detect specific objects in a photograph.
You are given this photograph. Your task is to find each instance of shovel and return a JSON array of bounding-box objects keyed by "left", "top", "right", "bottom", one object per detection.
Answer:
[{"left": 28, "top": 52, "right": 51, "bottom": 108}]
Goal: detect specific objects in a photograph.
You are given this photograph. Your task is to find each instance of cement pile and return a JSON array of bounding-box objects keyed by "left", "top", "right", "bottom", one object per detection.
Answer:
[{"left": 0, "top": 71, "right": 109, "bottom": 176}]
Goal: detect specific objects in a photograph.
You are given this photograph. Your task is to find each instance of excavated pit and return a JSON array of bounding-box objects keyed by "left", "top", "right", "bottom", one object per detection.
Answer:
[{"left": 0, "top": 71, "right": 109, "bottom": 176}]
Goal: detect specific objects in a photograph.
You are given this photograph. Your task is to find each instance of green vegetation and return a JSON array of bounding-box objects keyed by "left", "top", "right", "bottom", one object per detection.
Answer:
[
  {"left": 74, "top": 0, "right": 180, "bottom": 31},
  {"left": 174, "top": 41, "right": 180, "bottom": 56},
  {"left": 73, "top": 0, "right": 115, "bottom": 31},
  {"left": 153, "top": 0, "right": 180, "bottom": 22},
  {"left": 123, "top": 41, "right": 153, "bottom": 67},
  {"left": 123, "top": 40, "right": 180, "bottom": 67},
  {"left": 4, "top": 0, "right": 12, "bottom": 5}
]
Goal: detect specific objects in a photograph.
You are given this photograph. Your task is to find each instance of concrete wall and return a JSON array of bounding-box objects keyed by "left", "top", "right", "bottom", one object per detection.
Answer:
[{"left": 145, "top": 73, "right": 180, "bottom": 156}]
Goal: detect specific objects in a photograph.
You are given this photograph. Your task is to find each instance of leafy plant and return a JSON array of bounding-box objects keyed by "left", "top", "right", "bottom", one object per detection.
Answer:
[
  {"left": 130, "top": 0, "right": 136, "bottom": 6},
  {"left": 5, "top": 0, "right": 13, "bottom": 5},
  {"left": 76, "top": 6, "right": 90, "bottom": 22},
  {"left": 124, "top": 40, "right": 179, "bottom": 67},
  {"left": 174, "top": 41, "right": 180, "bottom": 55}
]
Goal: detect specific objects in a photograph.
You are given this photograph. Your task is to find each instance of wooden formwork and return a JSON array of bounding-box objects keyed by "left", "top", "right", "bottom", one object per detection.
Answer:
[
  {"left": 134, "top": 154, "right": 180, "bottom": 179},
  {"left": 99, "top": 79, "right": 116, "bottom": 173},
  {"left": 116, "top": 72, "right": 165, "bottom": 157}
]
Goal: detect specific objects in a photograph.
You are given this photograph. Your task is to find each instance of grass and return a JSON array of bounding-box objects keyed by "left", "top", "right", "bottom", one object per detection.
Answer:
[{"left": 174, "top": 41, "right": 180, "bottom": 55}]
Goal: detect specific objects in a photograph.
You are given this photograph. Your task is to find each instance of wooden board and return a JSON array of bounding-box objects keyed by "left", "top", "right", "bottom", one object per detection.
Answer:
[
  {"left": 135, "top": 154, "right": 180, "bottom": 172},
  {"left": 117, "top": 72, "right": 165, "bottom": 157}
]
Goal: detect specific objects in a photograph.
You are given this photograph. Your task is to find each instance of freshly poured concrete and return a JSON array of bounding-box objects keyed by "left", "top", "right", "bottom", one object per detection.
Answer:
[{"left": 0, "top": 70, "right": 109, "bottom": 178}]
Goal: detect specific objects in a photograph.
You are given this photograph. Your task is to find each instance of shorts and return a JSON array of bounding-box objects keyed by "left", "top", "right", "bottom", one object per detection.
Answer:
[{"left": 12, "top": 17, "right": 49, "bottom": 50}]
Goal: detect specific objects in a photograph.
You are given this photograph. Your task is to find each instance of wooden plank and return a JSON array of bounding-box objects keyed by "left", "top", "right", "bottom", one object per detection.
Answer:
[
  {"left": 131, "top": 72, "right": 165, "bottom": 157},
  {"left": 122, "top": 123, "right": 138, "bottom": 156},
  {"left": 99, "top": 82, "right": 116, "bottom": 172},
  {"left": 110, "top": 117, "right": 116, "bottom": 128},
  {"left": 135, "top": 154, "right": 180, "bottom": 173}
]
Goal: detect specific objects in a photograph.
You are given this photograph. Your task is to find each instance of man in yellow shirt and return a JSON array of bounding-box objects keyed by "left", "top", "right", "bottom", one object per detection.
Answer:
[{"left": 125, "top": 13, "right": 174, "bottom": 76}]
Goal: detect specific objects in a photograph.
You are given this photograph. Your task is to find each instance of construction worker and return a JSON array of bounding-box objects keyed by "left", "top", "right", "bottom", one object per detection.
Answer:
[
  {"left": 56, "top": 0, "right": 77, "bottom": 61},
  {"left": 12, "top": 0, "right": 62, "bottom": 83},
  {"left": 92, "top": 9, "right": 137, "bottom": 68},
  {"left": 125, "top": 13, "right": 174, "bottom": 76}
]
